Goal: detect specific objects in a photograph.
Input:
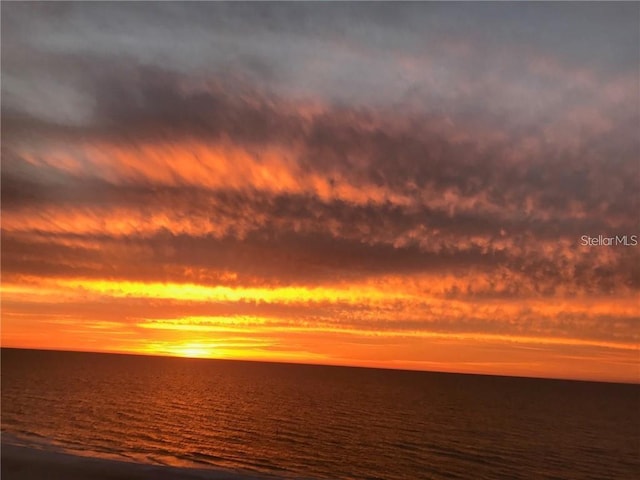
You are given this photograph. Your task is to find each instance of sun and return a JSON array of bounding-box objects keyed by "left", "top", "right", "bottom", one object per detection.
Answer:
[{"left": 174, "top": 344, "right": 211, "bottom": 358}]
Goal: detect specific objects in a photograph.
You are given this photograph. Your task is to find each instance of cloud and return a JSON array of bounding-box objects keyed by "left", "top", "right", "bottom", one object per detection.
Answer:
[{"left": 2, "top": 2, "right": 638, "bottom": 381}]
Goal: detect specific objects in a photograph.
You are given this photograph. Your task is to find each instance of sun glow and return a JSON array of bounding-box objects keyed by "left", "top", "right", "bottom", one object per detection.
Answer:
[{"left": 170, "top": 344, "right": 212, "bottom": 358}]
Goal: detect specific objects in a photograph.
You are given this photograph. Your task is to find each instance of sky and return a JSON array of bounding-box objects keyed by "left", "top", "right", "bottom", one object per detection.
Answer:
[{"left": 1, "top": 3, "right": 639, "bottom": 383}]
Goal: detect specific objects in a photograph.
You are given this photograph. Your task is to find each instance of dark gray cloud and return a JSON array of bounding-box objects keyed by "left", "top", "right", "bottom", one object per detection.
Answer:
[
  {"left": 3, "top": 62, "right": 637, "bottom": 243},
  {"left": 3, "top": 3, "right": 638, "bottom": 120}
]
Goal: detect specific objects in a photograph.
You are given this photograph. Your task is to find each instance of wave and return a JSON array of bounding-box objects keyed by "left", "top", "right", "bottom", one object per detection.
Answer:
[{"left": 0, "top": 437, "right": 309, "bottom": 480}]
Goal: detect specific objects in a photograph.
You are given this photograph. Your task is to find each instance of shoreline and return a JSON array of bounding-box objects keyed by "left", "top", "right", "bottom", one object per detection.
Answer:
[{"left": 0, "top": 443, "right": 284, "bottom": 480}]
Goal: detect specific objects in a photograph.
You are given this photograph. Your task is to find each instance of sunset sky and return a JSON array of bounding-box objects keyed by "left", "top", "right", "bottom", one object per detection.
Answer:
[{"left": 2, "top": 3, "right": 638, "bottom": 383}]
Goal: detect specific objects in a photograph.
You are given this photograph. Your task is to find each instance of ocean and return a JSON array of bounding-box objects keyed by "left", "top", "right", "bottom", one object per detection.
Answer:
[{"left": 1, "top": 348, "right": 638, "bottom": 480}]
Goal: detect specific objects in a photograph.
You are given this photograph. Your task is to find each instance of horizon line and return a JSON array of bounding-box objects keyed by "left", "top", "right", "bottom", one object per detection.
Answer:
[{"left": 2, "top": 345, "right": 637, "bottom": 387}]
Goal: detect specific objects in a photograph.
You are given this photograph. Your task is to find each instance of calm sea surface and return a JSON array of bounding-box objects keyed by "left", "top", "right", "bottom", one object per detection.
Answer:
[{"left": 1, "top": 348, "right": 638, "bottom": 479}]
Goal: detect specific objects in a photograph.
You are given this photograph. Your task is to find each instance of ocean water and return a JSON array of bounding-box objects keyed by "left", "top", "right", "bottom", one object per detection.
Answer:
[{"left": 1, "top": 348, "right": 638, "bottom": 480}]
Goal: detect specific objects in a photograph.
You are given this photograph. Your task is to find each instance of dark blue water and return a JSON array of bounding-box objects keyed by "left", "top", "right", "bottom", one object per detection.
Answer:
[{"left": 1, "top": 348, "right": 638, "bottom": 479}]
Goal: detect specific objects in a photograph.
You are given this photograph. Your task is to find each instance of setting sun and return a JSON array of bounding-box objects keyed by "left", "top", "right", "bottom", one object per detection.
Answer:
[{"left": 171, "top": 344, "right": 213, "bottom": 359}]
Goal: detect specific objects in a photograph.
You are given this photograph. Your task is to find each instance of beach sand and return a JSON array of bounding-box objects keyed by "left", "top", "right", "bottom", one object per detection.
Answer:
[{"left": 1, "top": 443, "right": 277, "bottom": 480}]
